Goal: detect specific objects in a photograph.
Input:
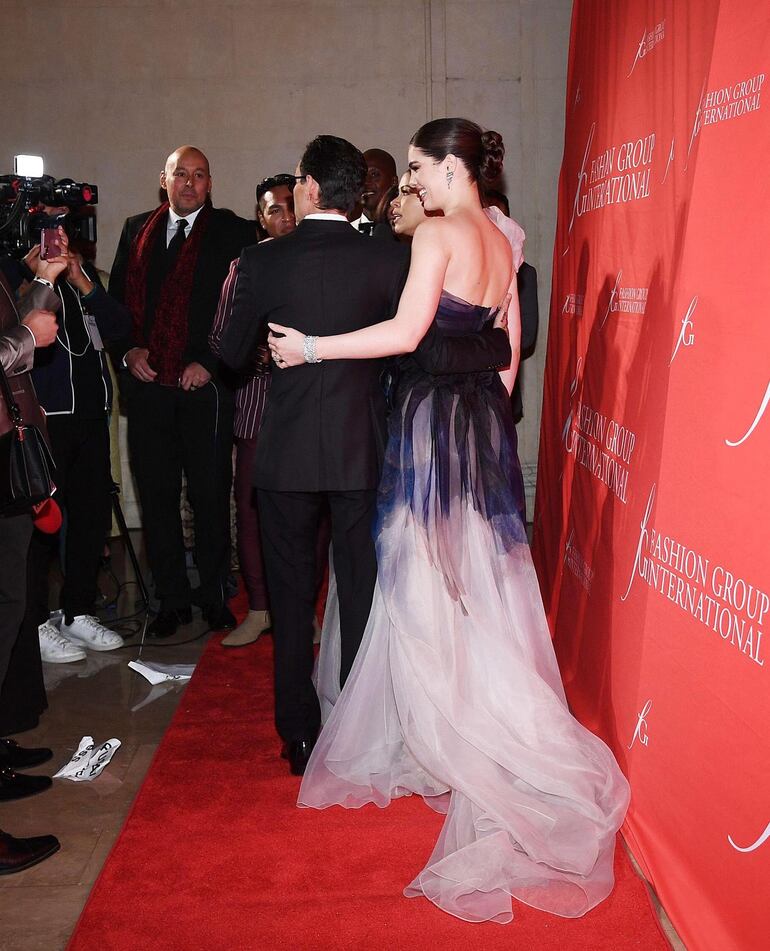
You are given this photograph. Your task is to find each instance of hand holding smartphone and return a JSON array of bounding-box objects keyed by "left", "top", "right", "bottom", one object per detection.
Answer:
[{"left": 39, "top": 227, "right": 63, "bottom": 261}]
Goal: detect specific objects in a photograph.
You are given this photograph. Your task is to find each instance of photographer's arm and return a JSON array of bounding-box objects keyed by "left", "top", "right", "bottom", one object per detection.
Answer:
[{"left": 72, "top": 260, "right": 131, "bottom": 342}]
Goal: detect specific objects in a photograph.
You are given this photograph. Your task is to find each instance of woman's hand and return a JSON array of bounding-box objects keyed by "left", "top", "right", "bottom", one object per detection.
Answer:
[
  {"left": 268, "top": 323, "right": 307, "bottom": 368},
  {"left": 36, "top": 227, "right": 70, "bottom": 284},
  {"left": 64, "top": 249, "right": 94, "bottom": 295}
]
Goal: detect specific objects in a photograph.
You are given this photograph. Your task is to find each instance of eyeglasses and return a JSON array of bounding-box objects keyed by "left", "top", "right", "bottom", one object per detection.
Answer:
[{"left": 255, "top": 173, "right": 302, "bottom": 202}]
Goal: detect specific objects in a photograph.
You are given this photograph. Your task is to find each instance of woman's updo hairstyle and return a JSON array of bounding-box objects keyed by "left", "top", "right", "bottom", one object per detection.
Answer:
[{"left": 410, "top": 118, "right": 504, "bottom": 183}]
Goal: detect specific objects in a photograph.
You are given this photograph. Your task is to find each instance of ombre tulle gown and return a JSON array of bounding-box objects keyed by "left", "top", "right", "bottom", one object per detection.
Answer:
[{"left": 299, "top": 290, "right": 630, "bottom": 925}]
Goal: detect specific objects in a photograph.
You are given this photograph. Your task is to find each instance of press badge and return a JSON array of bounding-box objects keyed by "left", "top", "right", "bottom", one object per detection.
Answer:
[{"left": 85, "top": 314, "right": 104, "bottom": 350}]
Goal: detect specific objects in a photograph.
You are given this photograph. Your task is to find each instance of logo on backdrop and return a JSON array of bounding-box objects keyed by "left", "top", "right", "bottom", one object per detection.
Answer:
[
  {"left": 564, "top": 398, "right": 638, "bottom": 504},
  {"left": 562, "top": 293, "right": 584, "bottom": 316},
  {"left": 662, "top": 137, "right": 675, "bottom": 184},
  {"left": 670, "top": 296, "right": 697, "bottom": 364},
  {"left": 725, "top": 379, "right": 770, "bottom": 447},
  {"left": 564, "top": 528, "right": 594, "bottom": 593},
  {"left": 728, "top": 820, "right": 770, "bottom": 853},
  {"left": 628, "top": 699, "right": 652, "bottom": 749},
  {"left": 561, "top": 356, "right": 583, "bottom": 455},
  {"left": 628, "top": 19, "right": 665, "bottom": 77},
  {"left": 689, "top": 73, "right": 765, "bottom": 165},
  {"left": 569, "top": 128, "right": 655, "bottom": 228},
  {"left": 600, "top": 269, "right": 649, "bottom": 329},
  {"left": 686, "top": 78, "right": 708, "bottom": 169},
  {"left": 701, "top": 72, "right": 765, "bottom": 127},
  {"left": 567, "top": 123, "right": 595, "bottom": 240},
  {"left": 622, "top": 484, "right": 767, "bottom": 669}
]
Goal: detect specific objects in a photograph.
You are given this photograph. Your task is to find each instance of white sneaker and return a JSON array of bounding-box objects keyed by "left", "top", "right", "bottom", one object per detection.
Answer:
[
  {"left": 39, "top": 621, "right": 87, "bottom": 664},
  {"left": 60, "top": 615, "right": 124, "bottom": 652}
]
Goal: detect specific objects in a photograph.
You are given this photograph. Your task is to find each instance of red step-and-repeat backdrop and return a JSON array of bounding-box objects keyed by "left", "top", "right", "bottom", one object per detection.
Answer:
[{"left": 532, "top": 2, "right": 769, "bottom": 948}]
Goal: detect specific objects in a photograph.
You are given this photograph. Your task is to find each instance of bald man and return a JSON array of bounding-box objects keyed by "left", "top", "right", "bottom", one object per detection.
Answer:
[
  {"left": 110, "top": 146, "right": 255, "bottom": 638},
  {"left": 351, "top": 148, "right": 398, "bottom": 234}
]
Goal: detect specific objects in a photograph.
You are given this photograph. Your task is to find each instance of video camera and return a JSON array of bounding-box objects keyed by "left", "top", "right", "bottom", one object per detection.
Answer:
[{"left": 0, "top": 173, "right": 99, "bottom": 256}]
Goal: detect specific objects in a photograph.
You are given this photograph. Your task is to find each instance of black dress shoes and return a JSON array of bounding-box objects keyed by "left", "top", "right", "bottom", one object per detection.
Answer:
[
  {"left": 147, "top": 607, "right": 193, "bottom": 639},
  {"left": 0, "top": 830, "right": 60, "bottom": 875},
  {"left": 285, "top": 739, "right": 316, "bottom": 776},
  {"left": 0, "top": 766, "right": 52, "bottom": 802},
  {"left": 203, "top": 603, "right": 236, "bottom": 631},
  {"left": 0, "top": 738, "right": 53, "bottom": 770}
]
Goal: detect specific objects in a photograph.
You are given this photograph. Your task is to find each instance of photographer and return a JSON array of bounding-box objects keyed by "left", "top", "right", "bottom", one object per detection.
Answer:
[
  {"left": 0, "top": 257, "right": 61, "bottom": 873},
  {"left": 21, "top": 211, "right": 131, "bottom": 664}
]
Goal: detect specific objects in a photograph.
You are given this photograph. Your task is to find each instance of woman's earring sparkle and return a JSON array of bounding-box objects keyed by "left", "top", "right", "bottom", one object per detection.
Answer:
[{"left": 446, "top": 168, "right": 454, "bottom": 189}]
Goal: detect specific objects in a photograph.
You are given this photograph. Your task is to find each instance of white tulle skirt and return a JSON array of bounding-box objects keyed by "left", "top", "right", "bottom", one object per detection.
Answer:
[{"left": 300, "top": 363, "right": 630, "bottom": 924}]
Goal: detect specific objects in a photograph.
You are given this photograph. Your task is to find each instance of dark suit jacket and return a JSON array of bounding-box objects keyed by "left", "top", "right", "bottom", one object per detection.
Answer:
[
  {"left": 512, "top": 262, "right": 539, "bottom": 422},
  {"left": 219, "top": 219, "right": 511, "bottom": 493},
  {"left": 109, "top": 206, "right": 256, "bottom": 378}
]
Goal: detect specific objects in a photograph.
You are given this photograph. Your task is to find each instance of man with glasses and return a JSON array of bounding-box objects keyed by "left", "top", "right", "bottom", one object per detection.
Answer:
[
  {"left": 209, "top": 173, "right": 297, "bottom": 648},
  {"left": 216, "top": 136, "right": 513, "bottom": 776}
]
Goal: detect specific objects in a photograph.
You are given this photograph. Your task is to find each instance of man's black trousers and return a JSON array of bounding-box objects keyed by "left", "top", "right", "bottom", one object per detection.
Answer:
[
  {"left": 257, "top": 488, "right": 378, "bottom": 743},
  {"left": 126, "top": 378, "right": 234, "bottom": 612}
]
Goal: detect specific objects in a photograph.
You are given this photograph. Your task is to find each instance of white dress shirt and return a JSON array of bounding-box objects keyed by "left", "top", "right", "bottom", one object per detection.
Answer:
[
  {"left": 350, "top": 211, "right": 373, "bottom": 232},
  {"left": 304, "top": 212, "right": 350, "bottom": 223},
  {"left": 167, "top": 204, "right": 204, "bottom": 246}
]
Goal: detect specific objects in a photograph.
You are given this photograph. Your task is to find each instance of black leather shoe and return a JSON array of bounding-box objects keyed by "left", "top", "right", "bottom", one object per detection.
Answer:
[
  {"left": 147, "top": 607, "right": 193, "bottom": 639},
  {"left": 0, "top": 738, "right": 53, "bottom": 770},
  {"left": 203, "top": 603, "right": 236, "bottom": 631},
  {"left": 0, "top": 830, "right": 60, "bottom": 875},
  {"left": 0, "top": 767, "right": 52, "bottom": 802},
  {"left": 287, "top": 739, "right": 315, "bottom": 776}
]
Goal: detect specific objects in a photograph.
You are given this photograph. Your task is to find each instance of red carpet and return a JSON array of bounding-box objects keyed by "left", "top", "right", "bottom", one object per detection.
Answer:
[{"left": 68, "top": 611, "right": 669, "bottom": 950}]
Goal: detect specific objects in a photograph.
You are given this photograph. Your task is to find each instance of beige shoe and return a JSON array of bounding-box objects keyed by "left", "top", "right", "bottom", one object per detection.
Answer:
[{"left": 221, "top": 610, "right": 270, "bottom": 648}]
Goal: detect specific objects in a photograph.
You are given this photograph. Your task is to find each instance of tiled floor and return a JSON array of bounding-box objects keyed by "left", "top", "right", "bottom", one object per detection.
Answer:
[
  {"left": 0, "top": 533, "right": 213, "bottom": 951},
  {"left": 0, "top": 532, "right": 686, "bottom": 951}
]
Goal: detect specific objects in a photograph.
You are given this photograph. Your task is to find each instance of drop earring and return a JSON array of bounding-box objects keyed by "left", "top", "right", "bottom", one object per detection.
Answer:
[{"left": 446, "top": 168, "right": 454, "bottom": 189}]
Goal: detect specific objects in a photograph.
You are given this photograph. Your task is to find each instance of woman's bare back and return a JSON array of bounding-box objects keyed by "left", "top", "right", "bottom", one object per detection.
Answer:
[{"left": 440, "top": 210, "right": 513, "bottom": 308}]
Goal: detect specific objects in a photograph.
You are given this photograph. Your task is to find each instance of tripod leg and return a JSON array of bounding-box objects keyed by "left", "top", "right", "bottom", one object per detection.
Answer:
[{"left": 111, "top": 484, "right": 150, "bottom": 609}]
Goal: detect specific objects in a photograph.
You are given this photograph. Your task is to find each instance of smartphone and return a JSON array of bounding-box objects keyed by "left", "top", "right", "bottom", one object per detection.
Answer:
[{"left": 40, "top": 228, "right": 63, "bottom": 260}]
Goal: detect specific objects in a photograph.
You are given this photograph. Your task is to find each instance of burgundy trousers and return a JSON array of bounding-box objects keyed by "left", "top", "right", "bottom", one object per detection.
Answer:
[{"left": 234, "top": 437, "right": 269, "bottom": 611}]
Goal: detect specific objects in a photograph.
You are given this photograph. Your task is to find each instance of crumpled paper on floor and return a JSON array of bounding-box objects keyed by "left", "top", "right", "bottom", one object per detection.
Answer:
[
  {"left": 128, "top": 659, "right": 196, "bottom": 685},
  {"left": 54, "top": 735, "right": 121, "bottom": 782}
]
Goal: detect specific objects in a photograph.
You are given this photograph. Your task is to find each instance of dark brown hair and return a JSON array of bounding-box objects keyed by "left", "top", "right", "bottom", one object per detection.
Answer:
[{"left": 410, "top": 118, "right": 504, "bottom": 183}]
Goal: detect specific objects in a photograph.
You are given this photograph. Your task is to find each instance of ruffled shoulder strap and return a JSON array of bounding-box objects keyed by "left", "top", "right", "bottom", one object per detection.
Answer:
[{"left": 483, "top": 206, "right": 525, "bottom": 273}]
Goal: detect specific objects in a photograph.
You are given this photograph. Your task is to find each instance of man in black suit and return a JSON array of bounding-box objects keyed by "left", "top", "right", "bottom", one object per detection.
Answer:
[
  {"left": 219, "top": 136, "right": 512, "bottom": 774},
  {"left": 110, "top": 145, "right": 255, "bottom": 638}
]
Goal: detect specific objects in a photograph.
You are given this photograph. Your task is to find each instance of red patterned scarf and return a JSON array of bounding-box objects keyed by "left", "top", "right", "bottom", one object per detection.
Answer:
[{"left": 125, "top": 200, "right": 212, "bottom": 386}]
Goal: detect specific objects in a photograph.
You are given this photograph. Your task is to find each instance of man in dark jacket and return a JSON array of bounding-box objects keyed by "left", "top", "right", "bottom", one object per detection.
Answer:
[
  {"left": 110, "top": 146, "right": 255, "bottom": 638},
  {"left": 219, "top": 136, "right": 512, "bottom": 774}
]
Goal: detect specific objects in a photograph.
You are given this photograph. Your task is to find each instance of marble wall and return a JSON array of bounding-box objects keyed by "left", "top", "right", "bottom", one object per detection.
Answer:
[{"left": 1, "top": 0, "right": 572, "bottom": 522}]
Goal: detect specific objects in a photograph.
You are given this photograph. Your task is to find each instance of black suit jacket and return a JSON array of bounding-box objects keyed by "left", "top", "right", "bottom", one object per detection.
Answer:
[
  {"left": 512, "top": 262, "right": 539, "bottom": 422},
  {"left": 220, "top": 219, "right": 512, "bottom": 493},
  {"left": 109, "top": 206, "right": 256, "bottom": 377}
]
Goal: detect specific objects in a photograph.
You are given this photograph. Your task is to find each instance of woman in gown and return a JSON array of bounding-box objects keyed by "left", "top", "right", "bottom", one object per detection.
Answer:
[{"left": 268, "top": 118, "right": 630, "bottom": 925}]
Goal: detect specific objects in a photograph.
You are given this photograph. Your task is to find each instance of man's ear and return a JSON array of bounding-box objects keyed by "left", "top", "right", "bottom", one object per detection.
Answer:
[
  {"left": 257, "top": 206, "right": 266, "bottom": 228},
  {"left": 306, "top": 174, "right": 320, "bottom": 208},
  {"left": 159, "top": 170, "right": 168, "bottom": 192}
]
